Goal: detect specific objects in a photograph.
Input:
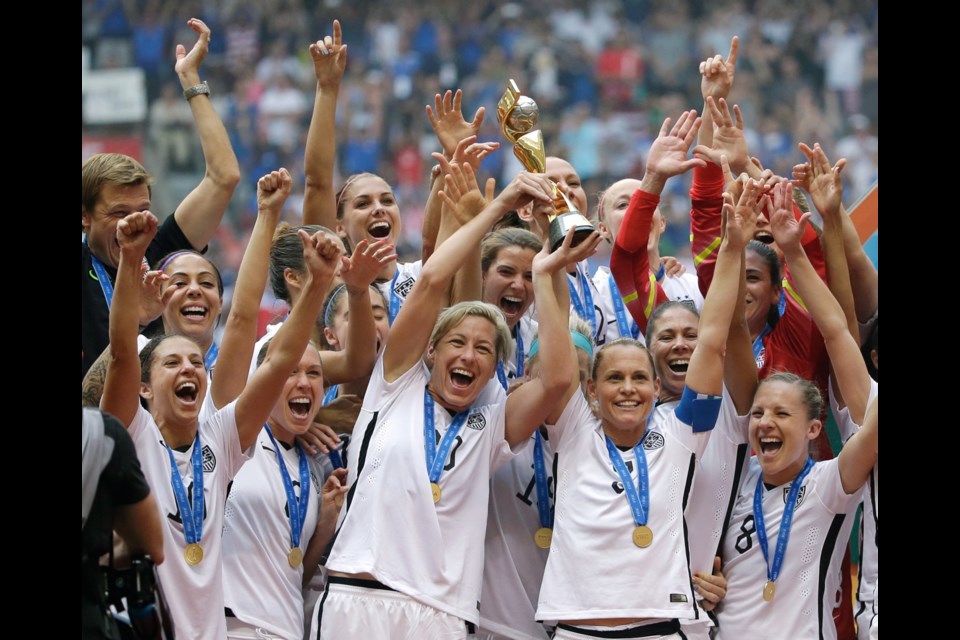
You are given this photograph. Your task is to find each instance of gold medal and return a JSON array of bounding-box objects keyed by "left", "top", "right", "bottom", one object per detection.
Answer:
[
  {"left": 288, "top": 547, "right": 304, "bottom": 569},
  {"left": 763, "top": 580, "right": 776, "bottom": 602},
  {"left": 184, "top": 542, "right": 204, "bottom": 565},
  {"left": 431, "top": 482, "right": 442, "bottom": 503},
  {"left": 534, "top": 527, "right": 553, "bottom": 549},
  {"left": 632, "top": 525, "right": 654, "bottom": 548}
]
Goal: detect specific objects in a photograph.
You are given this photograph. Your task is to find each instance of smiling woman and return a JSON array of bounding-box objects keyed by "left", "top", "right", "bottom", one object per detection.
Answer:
[
  {"left": 315, "top": 159, "right": 580, "bottom": 638},
  {"left": 101, "top": 209, "right": 340, "bottom": 639}
]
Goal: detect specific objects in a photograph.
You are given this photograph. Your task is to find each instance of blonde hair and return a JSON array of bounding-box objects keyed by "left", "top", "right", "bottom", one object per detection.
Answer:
[{"left": 430, "top": 301, "right": 513, "bottom": 365}]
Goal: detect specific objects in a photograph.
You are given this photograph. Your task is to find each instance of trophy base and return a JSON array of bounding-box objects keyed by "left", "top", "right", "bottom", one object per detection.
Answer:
[{"left": 549, "top": 212, "right": 596, "bottom": 252}]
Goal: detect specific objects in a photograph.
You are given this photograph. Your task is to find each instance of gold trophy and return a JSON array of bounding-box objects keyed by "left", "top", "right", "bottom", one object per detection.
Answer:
[{"left": 497, "top": 79, "right": 596, "bottom": 251}]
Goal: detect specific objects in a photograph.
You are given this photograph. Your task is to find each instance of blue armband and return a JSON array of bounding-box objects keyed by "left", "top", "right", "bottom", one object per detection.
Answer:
[{"left": 675, "top": 386, "right": 722, "bottom": 433}]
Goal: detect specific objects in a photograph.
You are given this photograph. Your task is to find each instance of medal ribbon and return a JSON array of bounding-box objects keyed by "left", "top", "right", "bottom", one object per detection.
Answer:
[
  {"left": 264, "top": 424, "right": 311, "bottom": 552},
  {"left": 604, "top": 435, "right": 650, "bottom": 527},
  {"left": 388, "top": 270, "right": 401, "bottom": 325},
  {"left": 165, "top": 433, "right": 205, "bottom": 546},
  {"left": 89, "top": 252, "right": 115, "bottom": 309},
  {"left": 423, "top": 388, "right": 470, "bottom": 484},
  {"left": 320, "top": 385, "right": 343, "bottom": 468},
  {"left": 752, "top": 291, "right": 788, "bottom": 361},
  {"left": 204, "top": 341, "right": 219, "bottom": 371},
  {"left": 567, "top": 264, "right": 596, "bottom": 335},
  {"left": 754, "top": 456, "right": 815, "bottom": 584},
  {"left": 496, "top": 326, "right": 524, "bottom": 390},
  {"left": 322, "top": 385, "right": 339, "bottom": 406},
  {"left": 533, "top": 430, "right": 552, "bottom": 529},
  {"left": 608, "top": 274, "right": 640, "bottom": 339}
]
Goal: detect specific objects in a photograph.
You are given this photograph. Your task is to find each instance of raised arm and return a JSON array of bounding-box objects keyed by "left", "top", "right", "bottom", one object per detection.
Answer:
[
  {"left": 508, "top": 224, "right": 601, "bottom": 439},
  {"left": 171, "top": 19, "right": 241, "bottom": 250},
  {"left": 211, "top": 169, "right": 289, "bottom": 408},
  {"left": 610, "top": 111, "right": 703, "bottom": 331},
  {"left": 769, "top": 182, "right": 872, "bottom": 423},
  {"left": 302, "top": 20, "right": 347, "bottom": 229},
  {"left": 686, "top": 180, "right": 761, "bottom": 397},
  {"left": 794, "top": 143, "right": 878, "bottom": 326},
  {"left": 723, "top": 169, "right": 759, "bottom": 413},
  {"left": 383, "top": 162, "right": 554, "bottom": 381},
  {"left": 320, "top": 238, "right": 397, "bottom": 383},
  {"left": 234, "top": 232, "right": 342, "bottom": 451},
  {"left": 441, "top": 136, "right": 499, "bottom": 304},
  {"left": 101, "top": 212, "right": 159, "bottom": 427},
  {"left": 837, "top": 395, "right": 877, "bottom": 495},
  {"left": 422, "top": 91, "right": 495, "bottom": 261}
]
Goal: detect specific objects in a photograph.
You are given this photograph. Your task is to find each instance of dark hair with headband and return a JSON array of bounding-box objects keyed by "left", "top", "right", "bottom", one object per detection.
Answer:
[
  {"left": 153, "top": 250, "right": 224, "bottom": 297},
  {"left": 269, "top": 223, "right": 335, "bottom": 303}
]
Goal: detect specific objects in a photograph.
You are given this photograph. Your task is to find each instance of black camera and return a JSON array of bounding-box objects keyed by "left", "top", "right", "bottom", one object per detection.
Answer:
[{"left": 103, "top": 555, "right": 174, "bottom": 640}]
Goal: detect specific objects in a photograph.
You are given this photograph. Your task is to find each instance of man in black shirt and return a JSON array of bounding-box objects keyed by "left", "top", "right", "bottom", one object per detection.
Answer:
[{"left": 81, "top": 17, "right": 239, "bottom": 378}]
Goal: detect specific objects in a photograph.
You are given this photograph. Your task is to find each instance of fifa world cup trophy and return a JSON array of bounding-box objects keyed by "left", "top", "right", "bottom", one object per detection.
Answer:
[{"left": 497, "top": 79, "right": 596, "bottom": 251}]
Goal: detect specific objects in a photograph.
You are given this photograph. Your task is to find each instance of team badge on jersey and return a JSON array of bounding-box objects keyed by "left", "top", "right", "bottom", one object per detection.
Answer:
[
  {"left": 642, "top": 431, "right": 665, "bottom": 450},
  {"left": 466, "top": 411, "right": 486, "bottom": 431},
  {"left": 394, "top": 277, "right": 415, "bottom": 298},
  {"left": 202, "top": 444, "right": 217, "bottom": 472},
  {"left": 783, "top": 484, "right": 806, "bottom": 507}
]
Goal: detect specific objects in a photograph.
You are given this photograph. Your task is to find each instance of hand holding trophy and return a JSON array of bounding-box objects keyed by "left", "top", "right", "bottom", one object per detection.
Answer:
[{"left": 498, "top": 79, "right": 596, "bottom": 251}]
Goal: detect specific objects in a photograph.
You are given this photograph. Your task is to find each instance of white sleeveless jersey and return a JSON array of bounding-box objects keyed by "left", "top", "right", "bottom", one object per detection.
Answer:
[
  {"left": 222, "top": 428, "right": 321, "bottom": 638},
  {"left": 536, "top": 390, "right": 711, "bottom": 621},
  {"left": 716, "top": 457, "right": 860, "bottom": 640},
  {"left": 830, "top": 379, "right": 879, "bottom": 603},
  {"left": 127, "top": 401, "right": 253, "bottom": 640},
  {"left": 326, "top": 357, "right": 513, "bottom": 624},
  {"left": 479, "top": 429, "right": 556, "bottom": 640}
]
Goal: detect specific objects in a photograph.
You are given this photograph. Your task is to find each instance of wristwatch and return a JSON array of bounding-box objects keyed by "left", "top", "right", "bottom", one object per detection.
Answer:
[{"left": 183, "top": 82, "right": 210, "bottom": 101}]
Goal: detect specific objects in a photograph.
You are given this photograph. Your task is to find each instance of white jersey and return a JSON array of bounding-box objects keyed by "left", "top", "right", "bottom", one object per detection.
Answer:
[
  {"left": 376, "top": 260, "right": 423, "bottom": 319},
  {"left": 592, "top": 267, "right": 705, "bottom": 346},
  {"left": 479, "top": 429, "right": 556, "bottom": 640},
  {"left": 536, "top": 390, "right": 712, "bottom": 622},
  {"left": 657, "top": 389, "right": 750, "bottom": 630},
  {"left": 829, "top": 379, "right": 879, "bottom": 604},
  {"left": 222, "top": 428, "right": 322, "bottom": 638},
  {"left": 662, "top": 272, "right": 704, "bottom": 313},
  {"left": 326, "top": 356, "right": 514, "bottom": 624},
  {"left": 716, "top": 457, "right": 860, "bottom": 640},
  {"left": 568, "top": 262, "right": 607, "bottom": 346},
  {"left": 127, "top": 402, "right": 253, "bottom": 640}
]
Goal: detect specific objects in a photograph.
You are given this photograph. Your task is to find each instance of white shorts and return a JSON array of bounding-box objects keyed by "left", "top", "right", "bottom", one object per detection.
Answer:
[
  {"left": 313, "top": 577, "right": 467, "bottom": 640},
  {"left": 855, "top": 599, "right": 877, "bottom": 640},
  {"left": 554, "top": 620, "right": 685, "bottom": 640},
  {"left": 225, "top": 617, "right": 284, "bottom": 639}
]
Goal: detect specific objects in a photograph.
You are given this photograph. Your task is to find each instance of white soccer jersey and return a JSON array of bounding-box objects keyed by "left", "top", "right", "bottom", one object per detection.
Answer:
[
  {"left": 662, "top": 272, "right": 704, "bottom": 314},
  {"left": 591, "top": 265, "right": 636, "bottom": 344},
  {"left": 375, "top": 260, "right": 423, "bottom": 318},
  {"left": 127, "top": 402, "right": 253, "bottom": 640},
  {"left": 326, "top": 357, "right": 513, "bottom": 624},
  {"left": 592, "top": 267, "right": 705, "bottom": 346},
  {"left": 222, "top": 428, "right": 321, "bottom": 638},
  {"left": 662, "top": 388, "right": 750, "bottom": 631},
  {"left": 479, "top": 429, "right": 556, "bottom": 640},
  {"left": 536, "top": 390, "right": 712, "bottom": 621},
  {"left": 829, "top": 379, "right": 879, "bottom": 605},
  {"left": 568, "top": 262, "right": 608, "bottom": 346},
  {"left": 716, "top": 457, "right": 860, "bottom": 640}
]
